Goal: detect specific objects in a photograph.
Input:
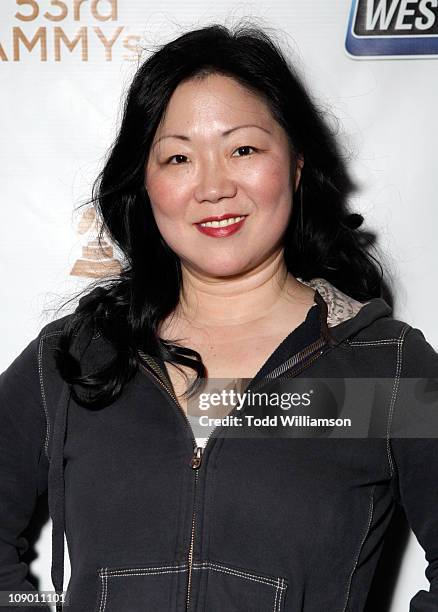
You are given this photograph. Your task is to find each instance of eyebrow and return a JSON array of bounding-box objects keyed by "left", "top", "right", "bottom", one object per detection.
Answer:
[{"left": 153, "top": 124, "right": 271, "bottom": 148}]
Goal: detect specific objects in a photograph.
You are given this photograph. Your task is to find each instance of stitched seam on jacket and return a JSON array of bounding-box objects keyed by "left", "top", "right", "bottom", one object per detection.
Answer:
[
  {"left": 347, "top": 339, "right": 400, "bottom": 345},
  {"left": 275, "top": 578, "right": 286, "bottom": 612},
  {"left": 273, "top": 577, "right": 280, "bottom": 612},
  {"left": 341, "top": 484, "right": 376, "bottom": 612},
  {"left": 386, "top": 324, "right": 411, "bottom": 477},
  {"left": 193, "top": 561, "right": 286, "bottom": 588},
  {"left": 98, "top": 568, "right": 107, "bottom": 612},
  {"left": 194, "top": 562, "right": 287, "bottom": 612},
  {"left": 38, "top": 330, "right": 62, "bottom": 460},
  {"left": 103, "top": 564, "right": 189, "bottom": 576},
  {"left": 278, "top": 577, "right": 286, "bottom": 611},
  {"left": 97, "top": 564, "right": 189, "bottom": 612}
]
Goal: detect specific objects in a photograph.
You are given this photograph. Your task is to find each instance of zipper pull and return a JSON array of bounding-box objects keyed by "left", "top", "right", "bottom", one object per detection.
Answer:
[{"left": 190, "top": 446, "right": 203, "bottom": 469}]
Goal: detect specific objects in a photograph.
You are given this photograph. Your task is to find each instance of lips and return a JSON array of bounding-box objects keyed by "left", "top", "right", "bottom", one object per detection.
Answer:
[
  {"left": 194, "top": 215, "right": 247, "bottom": 238},
  {"left": 195, "top": 213, "right": 247, "bottom": 224}
]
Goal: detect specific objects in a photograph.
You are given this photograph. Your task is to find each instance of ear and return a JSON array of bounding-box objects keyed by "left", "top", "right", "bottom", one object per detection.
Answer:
[{"left": 294, "top": 155, "right": 305, "bottom": 193}]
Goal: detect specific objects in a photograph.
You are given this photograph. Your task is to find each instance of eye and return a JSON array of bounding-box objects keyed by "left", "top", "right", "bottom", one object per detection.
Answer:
[
  {"left": 166, "top": 154, "right": 188, "bottom": 165},
  {"left": 233, "top": 146, "right": 257, "bottom": 157}
]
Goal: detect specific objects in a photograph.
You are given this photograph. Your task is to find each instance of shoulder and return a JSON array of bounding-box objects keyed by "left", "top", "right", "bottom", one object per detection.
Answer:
[
  {"left": 348, "top": 316, "right": 438, "bottom": 375},
  {"left": 29, "top": 307, "right": 99, "bottom": 383},
  {"left": 349, "top": 316, "right": 411, "bottom": 342},
  {"left": 39, "top": 314, "right": 72, "bottom": 339},
  {"left": 1, "top": 313, "right": 73, "bottom": 380},
  {"left": 399, "top": 324, "right": 438, "bottom": 377},
  {"left": 39, "top": 284, "right": 107, "bottom": 344}
]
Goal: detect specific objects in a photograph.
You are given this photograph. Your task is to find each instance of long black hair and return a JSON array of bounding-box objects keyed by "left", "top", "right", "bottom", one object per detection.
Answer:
[{"left": 54, "top": 21, "right": 386, "bottom": 409}]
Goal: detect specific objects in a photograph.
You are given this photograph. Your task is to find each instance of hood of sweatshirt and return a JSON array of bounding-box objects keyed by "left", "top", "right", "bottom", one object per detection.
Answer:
[
  {"left": 297, "top": 277, "right": 371, "bottom": 327},
  {"left": 47, "top": 277, "right": 393, "bottom": 608}
]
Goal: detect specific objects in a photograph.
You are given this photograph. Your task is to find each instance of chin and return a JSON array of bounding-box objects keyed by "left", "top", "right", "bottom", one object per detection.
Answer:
[{"left": 191, "top": 259, "right": 249, "bottom": 279}]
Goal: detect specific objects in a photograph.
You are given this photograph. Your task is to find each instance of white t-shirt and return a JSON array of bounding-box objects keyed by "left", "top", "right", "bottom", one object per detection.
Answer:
[{"left": 187, "top": 414, "right": 214, "bottom": 449}]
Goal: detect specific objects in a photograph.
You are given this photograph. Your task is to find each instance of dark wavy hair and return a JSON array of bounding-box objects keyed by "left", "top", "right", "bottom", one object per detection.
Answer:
[{"left": 54, "top": 21, "right": 386, "bottom": 409}]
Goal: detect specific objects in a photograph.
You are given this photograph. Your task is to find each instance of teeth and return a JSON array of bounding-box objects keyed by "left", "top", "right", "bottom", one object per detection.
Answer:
[{"left": 200, "top": 216, "right": 245, "bottom": 228}]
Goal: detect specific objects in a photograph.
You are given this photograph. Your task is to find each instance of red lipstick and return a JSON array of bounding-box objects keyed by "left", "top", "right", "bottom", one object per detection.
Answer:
[{"left": 194, "top": 213, "right": 247, "bottom": 238}]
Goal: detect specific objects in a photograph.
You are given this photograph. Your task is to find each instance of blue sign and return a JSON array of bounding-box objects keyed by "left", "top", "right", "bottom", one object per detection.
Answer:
[{"left": 346, "top": 0, "right": 438, "bottom": 58}]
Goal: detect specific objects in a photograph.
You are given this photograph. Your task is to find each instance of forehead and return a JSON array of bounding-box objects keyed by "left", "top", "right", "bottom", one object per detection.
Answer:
[{"left": 157, "top": 74, "right": 275, "bottom": 130}]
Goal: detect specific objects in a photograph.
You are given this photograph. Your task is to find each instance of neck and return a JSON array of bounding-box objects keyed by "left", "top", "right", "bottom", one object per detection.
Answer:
[{"left": 175, "top": 250, "right": 314, "bottom": 328}]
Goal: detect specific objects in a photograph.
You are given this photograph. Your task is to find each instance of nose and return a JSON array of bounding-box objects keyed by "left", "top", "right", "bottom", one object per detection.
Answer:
[{"left": 194, "top": 155, "right": 237, "bottom": 203}]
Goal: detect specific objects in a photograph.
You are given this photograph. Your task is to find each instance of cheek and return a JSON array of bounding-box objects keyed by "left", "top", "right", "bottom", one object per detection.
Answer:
[
  {"left": 244, "top": 156, "right": 292, "bottom": 201},
  {"left": 145, "top": 181, "right": 192, "bottom": 255},
  {"left": 147, "top": 180, "right": 185, "bottom": 224},
  {"left": 244, "top": 160, "right": 293, "bottom": 226},
  {"left": 145, "top": 161, "right": 190, "bottom": 219}
]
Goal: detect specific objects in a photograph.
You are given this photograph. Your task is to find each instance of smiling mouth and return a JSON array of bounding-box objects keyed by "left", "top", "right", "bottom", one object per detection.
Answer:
[{"left": 196, "top": 215, "right": 247, "bottom": 228}]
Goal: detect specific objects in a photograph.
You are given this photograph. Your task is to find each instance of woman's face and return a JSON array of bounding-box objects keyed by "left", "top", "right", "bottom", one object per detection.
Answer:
[{"left": 145, "top": 73, "right": 303, "bottom": 277}]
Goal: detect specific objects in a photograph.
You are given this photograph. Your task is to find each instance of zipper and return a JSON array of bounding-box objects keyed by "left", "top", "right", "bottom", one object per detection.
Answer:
[
  {"left": 137, "top": 338, "right": 329, "bottom": 611},
  {"left": 138, "top": 351, "right": 198, "bottom": 452},
  {"left": 138, "top": 351, "right": 202, "bottom": 611},
  {"left": 185, "top": 468, "right": 198, "bottom": 610},
  {"left": 248, "top": 337, "right": 326, "bottom": 392}
]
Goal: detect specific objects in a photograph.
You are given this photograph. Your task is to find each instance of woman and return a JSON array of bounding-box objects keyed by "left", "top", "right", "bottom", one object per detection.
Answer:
[{"left": 1, "top": 23, "right": 437, "bottom": 612}]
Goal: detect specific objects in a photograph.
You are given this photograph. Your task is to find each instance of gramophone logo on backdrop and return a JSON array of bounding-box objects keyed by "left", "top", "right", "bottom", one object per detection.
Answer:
[
  {"left": 70, "top": 207, "right": 122, "bottom": 279},
  {"left": 346, "top": 0, "right": 438, "bottom": 58}
]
